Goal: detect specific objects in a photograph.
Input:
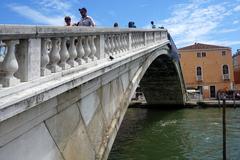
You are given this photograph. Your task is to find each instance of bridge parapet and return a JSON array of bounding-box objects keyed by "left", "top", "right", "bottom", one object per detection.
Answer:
[{"left": 0, "top": 26, "right": 167, "bottom": 89}]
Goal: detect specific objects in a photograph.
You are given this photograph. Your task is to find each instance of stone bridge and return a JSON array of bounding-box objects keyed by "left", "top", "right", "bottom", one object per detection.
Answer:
[{"left": 0, "top": 25, "right": 186, "bottom": 160}]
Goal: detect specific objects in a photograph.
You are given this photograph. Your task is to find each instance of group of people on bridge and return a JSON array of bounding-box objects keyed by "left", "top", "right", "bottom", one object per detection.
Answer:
[
  {"left": 64, "top": 7, "right": 95, "bottom": 27},
  {"left": 64, "top": 7, "right": 164, "bottom": 29}
]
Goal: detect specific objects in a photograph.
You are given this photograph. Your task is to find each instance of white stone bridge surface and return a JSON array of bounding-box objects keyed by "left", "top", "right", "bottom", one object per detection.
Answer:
[{"left": 0, "top": 25, "right": 186, "bottom": 160}]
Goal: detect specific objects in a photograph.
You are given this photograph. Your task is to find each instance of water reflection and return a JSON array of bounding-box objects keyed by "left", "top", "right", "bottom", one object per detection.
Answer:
[{"left": 108, "top": 108, "right": 240, "bottom": 160}]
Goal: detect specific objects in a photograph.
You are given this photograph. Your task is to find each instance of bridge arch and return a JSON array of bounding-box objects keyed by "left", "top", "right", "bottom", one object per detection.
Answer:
[{"left": 126, "top": 47, "right": 186, "bottom": 107}]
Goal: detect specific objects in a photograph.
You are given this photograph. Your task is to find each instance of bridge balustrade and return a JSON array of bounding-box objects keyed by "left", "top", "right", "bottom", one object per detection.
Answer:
[{"left": 0, "top": 25, "right": 167, "bottom": 91}]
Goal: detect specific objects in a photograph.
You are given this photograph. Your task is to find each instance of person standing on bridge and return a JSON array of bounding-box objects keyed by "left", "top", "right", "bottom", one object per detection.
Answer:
[
  {"left": 151, "top": 21, "right": 156, "bottom": 29},
  {"left": 76, "top": 7, "right": 95, "bottom": 27},
  {"left": 64, "top": 16, "right": 72, "bottom": 26}
]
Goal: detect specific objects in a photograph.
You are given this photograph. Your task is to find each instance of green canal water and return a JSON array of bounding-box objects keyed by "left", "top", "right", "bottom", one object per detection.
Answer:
[{"left": 108, "top": 107, "right": 240, "bottom": 160}]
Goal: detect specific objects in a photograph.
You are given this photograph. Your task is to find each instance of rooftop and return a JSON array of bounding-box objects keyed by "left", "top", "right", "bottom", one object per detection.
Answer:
[{"left": 178, "top": 43, "right": 230, "bottom": 50}]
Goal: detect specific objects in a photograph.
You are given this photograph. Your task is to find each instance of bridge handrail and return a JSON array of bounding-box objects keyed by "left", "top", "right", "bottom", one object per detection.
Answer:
[{"left": 0, "top": 25, "right": 168, "bottom": 92}]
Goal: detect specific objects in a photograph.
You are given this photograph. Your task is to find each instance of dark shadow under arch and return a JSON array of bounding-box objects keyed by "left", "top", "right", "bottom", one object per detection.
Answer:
[{"left": 139, "top": 54, "right": 185, "bottom": 106}]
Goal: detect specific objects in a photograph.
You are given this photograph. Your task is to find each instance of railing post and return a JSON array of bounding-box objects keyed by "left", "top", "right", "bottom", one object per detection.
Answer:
[
  {"left": 153, "top": 32, "right": 156, "bottom": 43},
  {"left": 96, "top": 34, "right": 105, "bottom": 59},
  {"left": 15, "top": 38, "right": 41, "bottom": 82},
  {"left": 144, "top": 32, "right": 147, "bottom": 46},
  {"left": 128, "top": 33, "right": 132, "bottom": 51}
]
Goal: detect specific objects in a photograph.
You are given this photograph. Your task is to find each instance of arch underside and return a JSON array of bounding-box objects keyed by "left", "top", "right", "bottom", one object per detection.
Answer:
[{"left": 139, "top": 54, "right": 185, "bottom": 106}]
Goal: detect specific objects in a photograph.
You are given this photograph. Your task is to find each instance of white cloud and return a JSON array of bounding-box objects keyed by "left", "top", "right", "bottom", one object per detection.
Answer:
[
  {"left": 155, "top": 0, "right": 238, "bottom": 48},
  {"left": 233, "top": 20, "right": 239, "bottom": 24},
  {"left": 219, "top": 28, "right": 240, "bottom": 33},
  {"left": 234, "top": 5, "right": 240, "bottom": 12},
  {"left": 9, "top": 4, "right": 64, "bottom": 25},
  {"left": 37, "top": 0, "right": 71, "bottom": 11},
  {"left": 201, "top": 40, "right": 240, "bottom": 47},
  {"left": 7, "top": 0, "right": 97, "bottom": 25}
]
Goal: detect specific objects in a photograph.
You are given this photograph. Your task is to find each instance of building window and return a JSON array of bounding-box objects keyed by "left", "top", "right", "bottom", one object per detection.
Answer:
[
  {"left": 197, "top": 52, "right": 201, "bottom": 57},
  {"left": 197, "top": 67, "right": 202, "bottom": 76},
  {"left": 178, "top": 54, "right": 181, "bottom": 58},
  {"left": 222, "top": 65, "right": 229, "bottom": 80},
  {"left": 222, "top": 51, "right": 226, "bottom": 56},
  {"left": 196, "top": 66, "right": 202, "bottom": 81},
  {"left": 223, "top": 65, "right": 229, "bottom": 74},
  {"left": 202, "top": 52, "right": 206, "bottom": 57},
  {"left": 197, "top": 52, "right": 206, "bottom": 57}
]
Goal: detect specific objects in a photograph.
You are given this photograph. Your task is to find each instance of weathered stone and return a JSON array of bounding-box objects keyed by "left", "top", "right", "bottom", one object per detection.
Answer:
[
  {"left": 78, "top": 91, "right": 100, "bottom": 126},
  {"left": 45, "top": 103, "right": 95, "bottom": 160},
  {"left": 120, "top": 72, "right": 130, "bottom": 92},
  {"left": 86, "top": 105, "right": 106, "bottom": 153},
  {"left": 0, "top": 123, "right": 63, "bottom": 160},
  {"left": 101, "top": 83, "right": 114, "bottom": 126},
  {"left": 15, "top": 38, "right": 41, "bottom": 82},
  {"left": 0, "top": 98, "right": 57, "bottom": 147}
]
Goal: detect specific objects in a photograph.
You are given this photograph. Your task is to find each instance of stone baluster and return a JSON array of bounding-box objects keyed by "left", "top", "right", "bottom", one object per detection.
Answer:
[
  {"left": 138, "top": 33, "right": 141, "bottom": 47},
  {"left": 110, "top": 35, "right": 115, "bottom": 55},
  {"left": 119, "top": 35, "right": 124, "bottom": 52},
  {"left": 104, "top": 35, "right": 110, "bottom": 57},
  {"left": 134, "top": 34, "right": 137, "bottom": 48},
  {"left": 112, "top": 35, "right": 117, "bottom": 54},
  {"left": 119, "top": 34, "right": 124, "bottom": 53},
  {"left": 89, "top": 36, "right": 97, "bottom": 61},
  {"left": 152, "top": 32, "right": 155, "bottom": 43},
  {"left": 41, "top": 38, "right": 51, "bottom": 76},
  {"left": 137, "top": 33, "right": 140, "bottom": 47},
  {"left": 131, "top": 34, "right": 135, "bottom": 48},
  {"left": 59, "top": 37, "right": 70, "bottom": 70},
  {"left": 114, "top": 34, "right": 120, "bottom": 54},
  {"left": 48, "top": 38, "right": 61, "bottom": 73},
  {"left": 147, "top": 33, "right": 150, "bottom": 44},
  {"left": 125, "top": 34, "right": 129, "bottom": 51},
  {"left": 68, "top": 37, "right": 78, "bottom": 67},
  {"left": 107, "top": 35, "right": 113, "bottom": 55},
  {"left": 83, "top": 36, "right": 91, "bottom": 63},
  {"left": 142, "top": 33, "right": 144, "bottom": 46},
  {"left": 140, "top": 33, "right": 143, "bottom": 46},
  {"left": 0, "top": 41, "right": 6, "bottom": 62},
  {"left": 76, "top": 36, "right": 85, "bottom": 65},
  {"left": 139, "top": 33, "right": 142, "bottom": 47},
  {"left": 118, "top": 34, "right": 123, "bottom": 53},
  {"left": 0, "top": 40, "right": 20, "bottom": 87}
]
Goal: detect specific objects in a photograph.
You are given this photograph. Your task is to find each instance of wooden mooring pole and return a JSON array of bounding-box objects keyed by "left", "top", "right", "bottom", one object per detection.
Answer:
[{"left": 222, "top": 98, "right": 226, "bottom": 160}]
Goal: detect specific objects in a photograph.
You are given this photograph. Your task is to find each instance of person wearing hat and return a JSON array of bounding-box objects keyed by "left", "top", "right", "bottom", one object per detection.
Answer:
[{"left": 76, "top": 7, "right": 95, "bottom": 27}]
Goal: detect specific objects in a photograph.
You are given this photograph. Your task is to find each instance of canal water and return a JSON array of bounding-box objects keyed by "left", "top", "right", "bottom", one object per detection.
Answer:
[{"left": 108, "top": 107, "right": 240, "bottom": 160}]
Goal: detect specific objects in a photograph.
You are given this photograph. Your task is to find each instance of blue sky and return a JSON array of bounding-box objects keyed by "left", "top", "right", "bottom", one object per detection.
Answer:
[{"left": 0, "top": 0, "right": 240, "bottom": 52}]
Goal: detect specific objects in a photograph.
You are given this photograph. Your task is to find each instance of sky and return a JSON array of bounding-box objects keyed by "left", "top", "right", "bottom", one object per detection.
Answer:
[{"left": 0, "top": 0, "right": 240, "bottom": 53}]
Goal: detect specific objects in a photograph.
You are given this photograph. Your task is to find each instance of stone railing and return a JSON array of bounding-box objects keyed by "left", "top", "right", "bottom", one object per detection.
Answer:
[{"left": 0, "top": 25, "right": 168, "bottom": 90}]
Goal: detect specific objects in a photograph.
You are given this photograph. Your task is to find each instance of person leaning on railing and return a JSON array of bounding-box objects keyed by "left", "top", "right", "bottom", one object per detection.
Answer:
[{"left": 74, "top": 7, "right": 95, "bottom": 27}]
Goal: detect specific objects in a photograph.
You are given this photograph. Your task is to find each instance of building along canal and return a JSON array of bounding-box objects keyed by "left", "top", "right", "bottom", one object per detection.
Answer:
[{"left": 108, "top": 107, "right": 240, "bottom": 160}]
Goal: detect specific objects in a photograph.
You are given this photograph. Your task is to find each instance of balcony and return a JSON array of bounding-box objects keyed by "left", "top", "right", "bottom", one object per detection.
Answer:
[
  {"left": 223, "top": 74, "right": 230, "bottom": 80},
  {"left": 196, "top": 75, "right": 202, "bottom": 81}
]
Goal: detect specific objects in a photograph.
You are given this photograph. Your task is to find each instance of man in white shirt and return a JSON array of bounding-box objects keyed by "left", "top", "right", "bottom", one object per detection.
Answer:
[{"left": 77, "top": 8, "right": 95, "bottom": 27}]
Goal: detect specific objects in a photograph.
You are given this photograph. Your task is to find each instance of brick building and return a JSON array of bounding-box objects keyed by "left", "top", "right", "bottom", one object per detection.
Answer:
[
  {"left": 233, "top": 49, "right": 240, "bottom": 89},
  {"left": 179, "top": 43, "right": 234, "bottom": 99}
]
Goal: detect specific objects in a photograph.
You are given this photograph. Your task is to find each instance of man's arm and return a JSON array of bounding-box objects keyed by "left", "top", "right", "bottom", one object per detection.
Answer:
[{"left": 88, "top": 16, "right": 96, "bottom": 27}]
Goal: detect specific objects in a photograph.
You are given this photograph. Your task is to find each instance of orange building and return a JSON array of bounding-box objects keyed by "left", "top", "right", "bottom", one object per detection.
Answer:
[
  {"left": 233, "top": 49, "right": 240, "bottom": 89},
  {"left": 179, "top": 43, "right": 234, "bottom": 99}
]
